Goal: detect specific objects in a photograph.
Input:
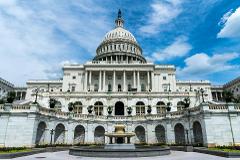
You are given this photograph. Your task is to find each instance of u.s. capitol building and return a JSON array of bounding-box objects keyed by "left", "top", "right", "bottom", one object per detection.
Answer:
[{"left": 0, "top": 11, "right": 239, "bottom": 147}]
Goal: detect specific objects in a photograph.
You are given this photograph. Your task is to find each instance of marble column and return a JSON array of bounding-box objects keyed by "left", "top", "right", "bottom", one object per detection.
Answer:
[
  {"left": 151, "top": 71, "right": 154, "bottom": 91},
  {"left": 84, "top": 71, "right": 88, "bottom": 91},
  {"left": 103, "top": 71, "right": 106, "bottom": 92},
  {"left": 123, "top": 70, "right": 126, "bottom": 92},
  {"left": 137, "top": 71, "right": 140, "bottom": 91},
  {"left": 113, "top": 70, "right": 116, "bottom": 92},
  {"left": 89, "top": 71, "right": 92, "bottom": 91},
  {"left": 99, "top": 71, "right": 102, "bottom": 92},
  {"left": 133, "top": 71, "right": 136, "bottom": 88},
  {"left": 147, "top": 71, "right": 150, "bottom": 91}
]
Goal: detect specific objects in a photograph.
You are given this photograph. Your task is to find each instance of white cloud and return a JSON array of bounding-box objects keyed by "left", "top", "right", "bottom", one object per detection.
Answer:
[
  {"left": 0, "top": 0, "right": 111, "bottom": 85},
  {"left": 177, "top": 52, "right": 239, "bottom": 79},
  {"left": 139, "top": 0, "right": 183, "bottom": 35},
  {"left": 149, "top": 36, "right": 192, "bottom": 62},
  {"left": 217, "top": 7, "right": 240, "bottom": 38}
]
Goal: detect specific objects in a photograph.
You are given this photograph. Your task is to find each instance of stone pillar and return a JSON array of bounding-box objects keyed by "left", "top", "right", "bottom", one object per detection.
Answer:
[
  {"left": 84, "top": 71, "right": 88, "bottom": 91},
  {"left": 151, "top": 71, "right": 154, "bottom": 91},
  {"left": 103, "top": 71, "right": 106, "bottom": 92},
  {"left": 123, "top": 70, "right": 126, "bottom": 92},
  {"left": 113, "top": 70, "right": 116, "bottom": 92},
  {"left": 89, "top": 71, "right": 92, "bottom": 91},
  {"left": 137, "top": 71, "right": 140, "bottom": 91},
  {"left": 147, "top": 71, "right": 150, "bottom": 91},
  {"left": 126, "top": 56, "right": 128, "bottom": 63},
  {"left": 133, "top": 71, "right": 136, "bottom": 88},
  {"left": 99, "top": 71, "right": 102, "bottom": 92},
  {"left": 111, "top": 56, "right": 113, "bottom": 63}
]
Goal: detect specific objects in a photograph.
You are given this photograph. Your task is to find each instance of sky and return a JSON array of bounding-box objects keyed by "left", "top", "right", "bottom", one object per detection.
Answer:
[{"left": 0, "top": 0, "right": 239, "bottom": 86}]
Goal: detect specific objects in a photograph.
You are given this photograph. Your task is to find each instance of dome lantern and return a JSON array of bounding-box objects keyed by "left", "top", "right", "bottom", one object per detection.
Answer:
[{"left": 115, "top": 9, "right": 124, "bottom": 28}]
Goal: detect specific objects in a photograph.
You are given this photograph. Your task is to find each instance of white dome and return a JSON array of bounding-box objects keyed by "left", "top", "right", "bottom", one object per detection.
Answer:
[{"left": 103, "top": 27, "right": 137, "bottom": 43}]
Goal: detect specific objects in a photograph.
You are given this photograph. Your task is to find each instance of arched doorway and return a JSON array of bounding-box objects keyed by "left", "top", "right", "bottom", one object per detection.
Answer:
[
  {"left": 54, "top": 123, "right": 65, "bottom": 144},
  {"left": 35, "top": 122, "right": 47, "bottom": 145},
  {"left": 74, "top": 125, "right": 85, "bottom": 144},
  {"left": 155, "top": 125, "right": 166, "bottom": 143},
  {"left": 174, "top": 123, "right": 185, "bottom": 145},
  {"left": 115, "top": 101, "right": 124, "bottom": 115},
  {"left": 135, "top": 126, "right": 146, "bottom": 143},
  {"left": 193, "top": 121, "right": 203, "bottom": 146},
  {"left": 94, "top": 126, "right": 105, "bottom": 144}
]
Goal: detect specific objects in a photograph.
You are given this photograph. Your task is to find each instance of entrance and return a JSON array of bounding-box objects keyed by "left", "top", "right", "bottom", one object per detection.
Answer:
[
  {"left": 115, "top": 101, "right": 124, "bottom": 115},
  {"left": 116, "top": 137, "right": 124, "bottom": 144}
]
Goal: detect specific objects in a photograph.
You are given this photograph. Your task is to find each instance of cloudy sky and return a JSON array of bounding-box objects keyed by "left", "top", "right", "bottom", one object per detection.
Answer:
[{"left": 0, "top": 0, "right": 239, "bottom": 86}]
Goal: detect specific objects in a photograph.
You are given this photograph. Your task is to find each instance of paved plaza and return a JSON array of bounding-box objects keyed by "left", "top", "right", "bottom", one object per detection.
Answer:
[{"left": 7, "top": 151, "right": 240, "bottom": 160}]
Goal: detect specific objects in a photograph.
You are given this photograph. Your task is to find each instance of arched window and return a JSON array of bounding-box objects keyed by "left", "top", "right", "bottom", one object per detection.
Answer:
[
  {"left": 128, "top": 84, "right": 131, "bottom": 91},
  {"left": 94, "top": 101, "right": 103, "bottom": 116},
  {"left": 136, "top": 101, "right": 145, "bottom": 115},
  {"left": 177, "top": 101, "right": 185, "bottom": 111},
  {"left": 118, "top": 84, "right": 122, "bottom": 92},
  {"left": 73, "top": 101, "right": 82, "bottom": 114},
  {"left": 156, "top": 101, "right": 166, "bottom": 114},
  {"left": 108, "top": 84, "right": 112, "bottom": 92}
]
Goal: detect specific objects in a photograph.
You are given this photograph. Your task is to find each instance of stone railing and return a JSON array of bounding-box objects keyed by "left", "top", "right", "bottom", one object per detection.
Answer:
[{"left": 1, "top": 103, "right": 240, "bottom": 120}]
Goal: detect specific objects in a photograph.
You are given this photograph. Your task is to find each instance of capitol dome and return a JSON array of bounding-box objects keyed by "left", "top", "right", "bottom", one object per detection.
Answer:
[{"left": 93, "top": 10, "right": 146, "bottom": 64}]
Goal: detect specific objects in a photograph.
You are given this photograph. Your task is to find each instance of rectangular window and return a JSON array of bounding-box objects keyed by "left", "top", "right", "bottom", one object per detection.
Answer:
[
  {"left": 72, "top": 76, "right": 76, "bottom": 79},
  {"left": 163, "top": 76, "right": 166, "bottom": 80},
  {"left": 71, "top": 86, "right": 75, "bottom": 92},
  {"left": 136, "top": 106, "right": 145, "bottom": 115}
]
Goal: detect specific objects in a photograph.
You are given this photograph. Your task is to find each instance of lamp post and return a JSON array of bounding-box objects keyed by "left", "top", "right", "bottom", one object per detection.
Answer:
[
  {"left": 50, "top": 129, "right": 55, "bottom": 146},
  {"left": 33, "top": 88, "right": 40, "bottom": 104},
  {"left": 200, "top": 88, "right": 205, "bottom": 103}
]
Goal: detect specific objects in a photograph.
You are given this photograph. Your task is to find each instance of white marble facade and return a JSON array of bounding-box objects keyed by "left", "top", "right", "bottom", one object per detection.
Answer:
[{"left": 0, "top": 10, "right": 239, "bottom": 148}]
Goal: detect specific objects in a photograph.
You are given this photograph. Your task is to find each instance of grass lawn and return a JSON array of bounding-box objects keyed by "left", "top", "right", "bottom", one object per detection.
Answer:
[
  {"left": 209, "top": 148, "right": 240, "bottom": 153},
  {"left": 0, "top": 149, "right": 32, "bottom": 154}
]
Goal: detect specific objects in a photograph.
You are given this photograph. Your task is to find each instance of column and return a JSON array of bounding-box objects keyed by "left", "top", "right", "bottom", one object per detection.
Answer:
[
  {"left": 99, "top": 71, "right": 102, "bottom": 92},
  {"left": 151, "top": 71, "right": 154, "bottom": 91},
  {"left": 103, "top": 71, "right": 106, "bottom": 92},
  {"left": 147, "top": 71, "right": 150, "bottom": 91},
  {"left": 89, "top": 71, "right": 92, "bottom": 91},
  {"left": 126, "top": 56, "right": 128, "bottom": 63},
  {"left": 133, "top": 71, "right": 136, "bottom": 88},
  {"left": 123, "top": 70, "right": 126, "bottom": 92},
  {"left": 137, "top": 71, "right": 140, "bottom": 91},
  {"left": 111, "top": 56, "right": 113, "bottom": 63},
  {"left": 84, "top": 71, "right": 88, "bottom": 91},
  {"left": 113, "top": 70, "right": 116, "bottom": 92}
]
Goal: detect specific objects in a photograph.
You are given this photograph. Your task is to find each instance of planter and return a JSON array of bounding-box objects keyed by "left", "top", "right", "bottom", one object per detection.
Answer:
[
  {"left": 88, "top": 110, "right": 92, "bottom": 114},
  {"left": 68, "top": 106, "right": 73, "bottom": 112},
  {"left": 108, "top": 111, "right": 112, "bottom": 115},
  {"left": 166, "top": 106, "right": 171, "bottom": 112}
]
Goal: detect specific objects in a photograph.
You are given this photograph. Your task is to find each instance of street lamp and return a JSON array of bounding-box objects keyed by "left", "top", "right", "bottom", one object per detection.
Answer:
[
  {"left": 50, "top": 129, "right": 55, "bottom": 146},
  {"left": 200, "top": 88, "right": 205, "bottom": 103}
]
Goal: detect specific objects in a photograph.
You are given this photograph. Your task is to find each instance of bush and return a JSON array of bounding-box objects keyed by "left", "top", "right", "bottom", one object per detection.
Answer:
[{"left": 0, "top": 147, "right": 27, "bottom": 152}]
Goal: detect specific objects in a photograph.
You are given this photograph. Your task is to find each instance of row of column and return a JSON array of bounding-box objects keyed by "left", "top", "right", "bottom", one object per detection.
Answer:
[{"left": 84, "top": 70, "right": 154, "bottom": 92}]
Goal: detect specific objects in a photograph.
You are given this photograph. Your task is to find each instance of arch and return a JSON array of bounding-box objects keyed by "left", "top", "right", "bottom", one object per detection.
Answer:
[
  {"left": 136, "top": 101, "right": 145, "bottom": 105},
  {"left": 94, "top": 126, "right": 105, "bottom": 144},
  {"left": 35, "top": 121, "right": 47, "bottom": 145},
  {"left": 135, "top": 126, "right": 146, "bottom": 143},
  {"left": 156, "top": 101, "right": 165, "bottom": 105},
  {"left": 54, "top": 123, "right": 65, "bottom": 144},
  {"left": 74, "top": 125, "right": 85, "bottom": 144},
  {"left": 155, "top": 125, "right": 166, "bottom": 143},
  {"left": 115, "top": 101, "right": 124, "bottom": 115},
  {"left": 174, "top": 123, "right": 185, "bottom": 145},
  {"left": 193, "top": 121, "right": 203, "bottom": 146}
]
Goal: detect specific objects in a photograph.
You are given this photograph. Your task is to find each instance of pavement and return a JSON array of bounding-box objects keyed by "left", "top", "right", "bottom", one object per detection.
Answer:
[{"left": 8, "top": 151, "right": 240, "bottom": 160}]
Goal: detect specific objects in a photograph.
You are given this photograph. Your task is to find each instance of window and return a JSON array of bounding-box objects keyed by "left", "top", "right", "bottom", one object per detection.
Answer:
[
  {"left": 127, "top": 75, "right": 131, "bottom": 80},
  {"left": 162, "top": 84, "right": 168, "bottom": 92},
  {"left": 108, "top": 75, "right": 112, "bottom": 80},
  {"left": 108, "top": 84, "right": 112, "bottom": 92},
  {"left": 94, "top": 101, "right": 103, "bottom": 116},
  {"left": 136, "top": 101, "right": 145, "bottom": 115},
  {"left": 141, "top": 84, "right": 145, "bottom": 92},
  {"left": 118, "top": 84, "right": 122, "bottom": 92},
  {"left": 163, "top": 76, "right": 166, "bottom": 80},
  {"left": 156, "top": 101, "right": 166, "bottom": 114},
  {"left": 128, "top": 84, "right": 131, "bottom": 91},
  {"left": 72, "top": 76, "right": 76, "bottom": 79},
  {"left": 94, "top": 84, "right": 98, "bottom": 92},
  {"left": 73, "top": 102, "right": 82, "bottom": 114},
  {"left": 117, "top": 75, "right": 121, "bottom": 80},
  {"left": 71, "top": 86, "right": 75, "bottom": 92},
  {"left": 60, "top": 89, "right": 62, "bottom": 92}
]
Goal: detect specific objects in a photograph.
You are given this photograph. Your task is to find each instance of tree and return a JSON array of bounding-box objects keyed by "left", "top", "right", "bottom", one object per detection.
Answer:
[{"left": 223, "top": 90, "right": 234, "bottom": 103}]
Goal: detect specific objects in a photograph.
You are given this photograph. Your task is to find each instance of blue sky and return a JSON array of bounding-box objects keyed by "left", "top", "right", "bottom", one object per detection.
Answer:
[{"left": 0, "top": 0, "right": 239, "bottom": 86}]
